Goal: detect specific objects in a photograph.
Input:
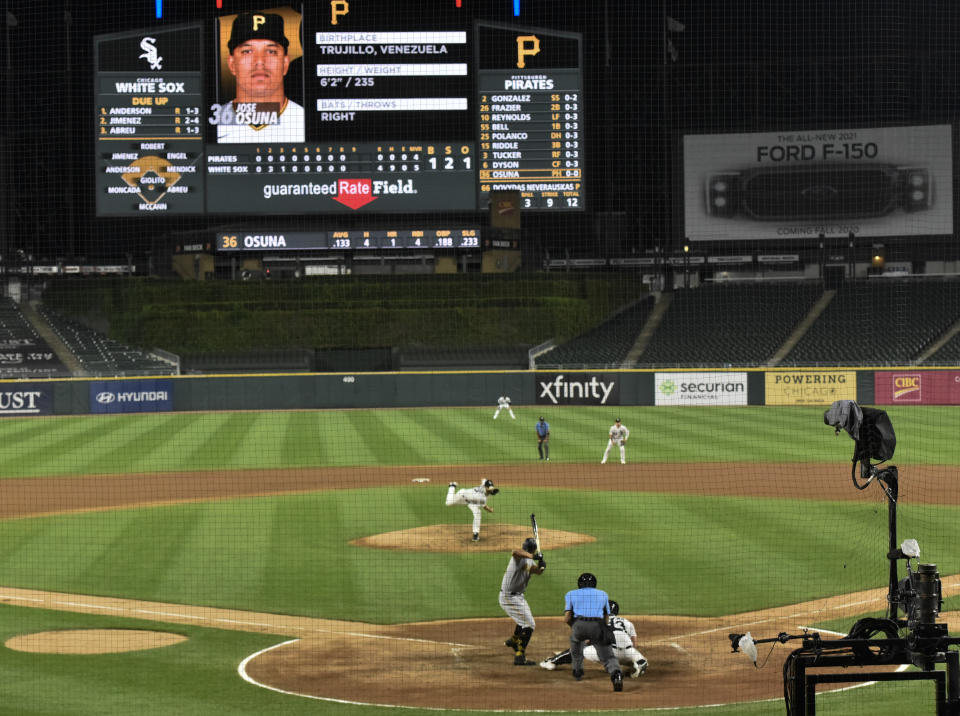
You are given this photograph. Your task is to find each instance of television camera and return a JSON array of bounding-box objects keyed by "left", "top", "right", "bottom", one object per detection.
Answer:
[{"left": 728, "top": 400, "right": 960, "bottom": 715}]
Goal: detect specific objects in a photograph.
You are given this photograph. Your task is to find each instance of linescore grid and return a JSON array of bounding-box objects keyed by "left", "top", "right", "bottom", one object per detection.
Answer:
[{"left": 94, "top": 2, "right": 584, "bottom": 218}]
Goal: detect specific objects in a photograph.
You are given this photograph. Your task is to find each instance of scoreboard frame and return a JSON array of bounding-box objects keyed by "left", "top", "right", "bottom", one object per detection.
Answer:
[{"left": 94, "top": 7, "right": 585, "bottom": 223}]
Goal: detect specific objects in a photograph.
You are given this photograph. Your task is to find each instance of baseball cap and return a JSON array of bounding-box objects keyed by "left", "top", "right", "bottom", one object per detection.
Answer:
[
  {"left": 615, "top": 417, "right": 621, "bottom": 422},
  {"left": 539, "top": 416, "right": 544, "bottom": 421},
  {"left": 228, "top": 12, "right": 289, "bottom": 52}
]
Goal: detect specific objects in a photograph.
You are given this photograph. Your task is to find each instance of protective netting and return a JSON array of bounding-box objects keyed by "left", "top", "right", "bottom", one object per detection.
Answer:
[{"left": 1, "top": 2, "right": 959, "bottom": 715}]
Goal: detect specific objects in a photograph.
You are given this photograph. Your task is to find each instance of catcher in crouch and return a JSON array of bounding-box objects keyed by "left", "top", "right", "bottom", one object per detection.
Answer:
[
  {"left": 445, "top": 479, "right": 499, "bottom": 542},
  {"left": 539, "top": 599, "right": 648, "bottom": 678}
]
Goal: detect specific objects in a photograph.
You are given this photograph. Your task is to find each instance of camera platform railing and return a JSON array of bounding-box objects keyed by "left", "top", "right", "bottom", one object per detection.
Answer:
[{"left": 773, "top": 630, "right": 960, "bottom": 715}]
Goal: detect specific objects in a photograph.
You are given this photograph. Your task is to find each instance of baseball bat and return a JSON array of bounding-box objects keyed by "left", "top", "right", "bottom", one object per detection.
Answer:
[{"left": 530, "top": 513, "right": 542, "bottom": 555}]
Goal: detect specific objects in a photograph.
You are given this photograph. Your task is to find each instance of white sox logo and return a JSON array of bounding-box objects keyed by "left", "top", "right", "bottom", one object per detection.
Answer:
[
  {"left": 536, "top": 373, "right": 618, "bottom": 405},
  {"left": 139, "top": 37, "right": 163, "bottom": 70}
]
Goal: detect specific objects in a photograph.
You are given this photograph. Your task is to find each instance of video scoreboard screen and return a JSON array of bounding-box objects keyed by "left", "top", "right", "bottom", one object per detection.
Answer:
[
  {"left": 476, "top": 23, "right": 583, "bottom": 210},
  {"left": 94, "top": 3, "right": 583, "bottom": 219}
]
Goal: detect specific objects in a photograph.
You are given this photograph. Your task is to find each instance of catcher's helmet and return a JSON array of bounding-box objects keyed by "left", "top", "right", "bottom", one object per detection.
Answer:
[
  {"left": 522, "top": 537, "right": 538, "bottom": 553},
  {"left": 577, "top": 572, "right": 597, "bottom": 589},
  {"left": 608, "top": 599, "right": 620, "bottom": 615}
]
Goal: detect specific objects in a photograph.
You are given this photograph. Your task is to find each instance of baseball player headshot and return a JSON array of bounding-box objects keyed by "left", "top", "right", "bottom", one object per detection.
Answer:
[
  {"left": 217, "top": 11, "right": 305, "bottom": 143},
  {"left": 601, "top": 417, "right": 630, "bottom": 464},
  {"left": 500, "top": 537, "right": 546, "bottom": 665},
  {"left": 539, "top": 598, "right": 648, "bottom": 678},
  {"left": 563, "top": 572, "right": 624, "bottom": 691},
  {"left": 493, "top": 395, "right": 516, "bottom": 420},
  {"left": 535, "top": 416, "right": 550, "bottom": 460},
  {"left": 444, "top": 479, "right": 499, "bottom": 542}
]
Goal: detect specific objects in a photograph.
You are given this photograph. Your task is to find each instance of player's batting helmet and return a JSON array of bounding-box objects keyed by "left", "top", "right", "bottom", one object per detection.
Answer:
[
  {"left": 522, "top": 537, "right": 538, "bottom": 553},
  {"left": 577, "top": 572, "right": 597, "bottom": 588},
  {"left": 608, "top": 599, "right": 620, "bottom": 615},
  {"left": 483, "top": 479, "right": 494, "bottom": 488}
]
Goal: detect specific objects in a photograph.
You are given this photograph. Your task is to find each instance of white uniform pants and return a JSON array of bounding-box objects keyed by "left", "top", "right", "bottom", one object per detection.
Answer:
[
  {"left": 445, "top": 486, "right": 484, "bottom": 534},
  {"left": 602, "top": 440, "right": 625, "bottom": 464},
  {"left": 583, "top": 643, "right": 645, "bottom": 672},
  {"left": 493, "top": 407, "right": 515, "bottom": 419}
]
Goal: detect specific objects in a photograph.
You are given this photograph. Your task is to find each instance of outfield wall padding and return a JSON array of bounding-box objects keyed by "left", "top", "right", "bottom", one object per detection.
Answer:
[{"left": 5, "top": 368, "right": 956, "bottom": 416}]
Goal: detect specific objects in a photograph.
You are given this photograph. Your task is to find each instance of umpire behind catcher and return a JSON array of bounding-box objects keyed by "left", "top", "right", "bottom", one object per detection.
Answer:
[{"left": 564, "top": 572, "right": 623, "bottom": 691}]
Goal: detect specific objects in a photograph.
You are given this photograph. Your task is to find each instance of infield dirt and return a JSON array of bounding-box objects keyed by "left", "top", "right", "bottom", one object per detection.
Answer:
[{"left": 2, "top": 462, "right": 958, "bottom": 710}]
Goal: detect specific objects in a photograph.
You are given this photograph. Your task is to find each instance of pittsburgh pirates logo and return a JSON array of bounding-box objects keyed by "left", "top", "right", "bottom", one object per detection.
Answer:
[
  {"left": 330, "top": 1, "right": 349, "bottom": 25},
  {"left": 122, "top": 156, "right": 182, "bottom": 204},
  {"left": 516, "top": 35, "right": 539, "bottom": 68}
]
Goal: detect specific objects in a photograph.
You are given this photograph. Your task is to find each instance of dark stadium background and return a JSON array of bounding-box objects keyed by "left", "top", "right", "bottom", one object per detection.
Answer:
[{"left": 3, "top": 0, "right": 956, "bottom": 268}]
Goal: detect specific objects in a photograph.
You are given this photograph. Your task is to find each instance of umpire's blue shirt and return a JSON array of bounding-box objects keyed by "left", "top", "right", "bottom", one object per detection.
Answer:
[
  {"left": 536, "top": 420, "right": 550, "bottom": 437},
  {"left": 564, "top": 587, "right": 610, "bottom": 618}
]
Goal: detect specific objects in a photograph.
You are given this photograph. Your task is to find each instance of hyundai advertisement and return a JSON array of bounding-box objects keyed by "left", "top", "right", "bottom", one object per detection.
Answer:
[{"left": 90, "top": 379, "right": 173, "bottom": 413}]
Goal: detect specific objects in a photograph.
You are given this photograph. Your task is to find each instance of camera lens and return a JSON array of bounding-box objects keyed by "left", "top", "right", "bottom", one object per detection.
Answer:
[{"left": 915, "top": 563, "right": 940, "bottom": 626}]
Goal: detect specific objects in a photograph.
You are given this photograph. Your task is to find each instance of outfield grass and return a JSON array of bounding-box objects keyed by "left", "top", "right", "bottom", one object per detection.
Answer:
[{"left": 1, "top": 405, "right": 958, "bottom": 478}]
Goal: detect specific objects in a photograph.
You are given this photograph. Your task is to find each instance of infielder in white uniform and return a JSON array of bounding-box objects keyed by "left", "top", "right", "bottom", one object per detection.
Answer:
[
  {"left": 493, "top": 395, "right": 516, "bottom": 419},
  {"left": 601, "top": 417, "right": 630, "bottom": 464},
  {"left": 500, "top": 537, "right": 546, "bottom": 665},
  {"left": 445, "top": 479, "right": 499, "bottom": 541},
  {"left": 539, "top": 599, "right": 648, "bottom": 678}
]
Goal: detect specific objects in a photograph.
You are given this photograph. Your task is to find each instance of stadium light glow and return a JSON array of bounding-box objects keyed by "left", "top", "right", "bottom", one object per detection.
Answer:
[
  {"left": 514, "top": 0, "right": 521, "bottom": 15},
  {"left": 155, "top": 0, "right": 162, "bottom": 19}
]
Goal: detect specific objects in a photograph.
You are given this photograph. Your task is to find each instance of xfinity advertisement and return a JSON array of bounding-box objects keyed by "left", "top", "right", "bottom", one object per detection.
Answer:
[
  {"left": 655, "top": 372, "right": 747, "bottom": 406},
  {"left": 90, "top": 379, "right": 173, "bottom": 413},
  {"left": 535, "top": 373, "right": 620, "bottom": 405},
  {"left": 683, "top": 124, "right": 953, "bottom": 241}
]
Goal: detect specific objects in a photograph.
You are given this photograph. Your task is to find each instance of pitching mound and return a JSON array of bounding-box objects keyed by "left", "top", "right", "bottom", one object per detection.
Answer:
[
  {"left": 350, "top": 523, "right": 595, "bottom": 552},
  {"left": 5, "top": 629, "right": 187, "bottom": 654}
]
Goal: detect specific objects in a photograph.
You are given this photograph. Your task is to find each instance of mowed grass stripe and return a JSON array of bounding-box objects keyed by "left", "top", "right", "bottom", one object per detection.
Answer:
[
  {"left": 81, "top": 414, "right": 181, "bottom": 475},
  {"left": 5, "top": 415, "right": 129, "bottom": 476},
  {"left": 0, "top": 405, "right": 958, "bottom": 479},
  {"left": 405, "top": 408, "right": 499, "bottom": 465}
]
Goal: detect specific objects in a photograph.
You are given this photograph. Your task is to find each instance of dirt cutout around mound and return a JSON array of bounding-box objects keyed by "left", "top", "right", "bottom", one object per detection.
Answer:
[
  {"left": 5, "top": 629, "right": 187, "bottom": 654},
  {"left": 3, "top": 462, "right": 960, "bottom": 710},
  {"left": 352, "top": 523, "right": 594, "bottom": 551}
]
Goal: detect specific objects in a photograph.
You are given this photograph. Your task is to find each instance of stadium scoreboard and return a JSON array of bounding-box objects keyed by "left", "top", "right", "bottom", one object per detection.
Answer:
[
  {"left": 476, "top": 23, "right": 583, "bottom": 210},
  {"left": 94, "top": 3, "right": 584, "bottom": 219}
]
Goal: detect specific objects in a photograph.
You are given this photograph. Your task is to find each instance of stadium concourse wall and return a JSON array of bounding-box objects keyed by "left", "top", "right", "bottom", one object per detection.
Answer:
[{"left": 2, "top": 367, "right": 959, "bottom": 416}]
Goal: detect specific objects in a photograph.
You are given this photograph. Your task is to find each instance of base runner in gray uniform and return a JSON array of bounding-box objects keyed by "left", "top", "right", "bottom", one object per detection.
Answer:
[{"left": 499, "top": 537, "right": 546, "bottom": 665}]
